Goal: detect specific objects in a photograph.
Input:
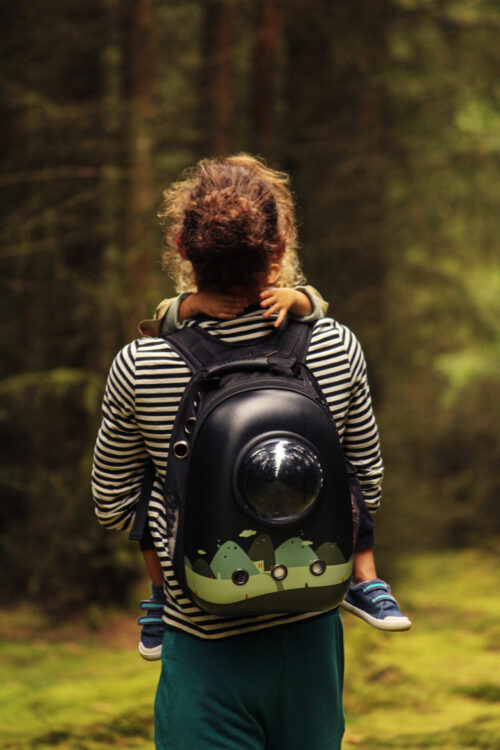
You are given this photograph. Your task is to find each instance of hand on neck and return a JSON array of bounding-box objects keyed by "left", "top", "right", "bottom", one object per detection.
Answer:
[{"left": 225, "top": 262, "right": 281, "bottom": 306}]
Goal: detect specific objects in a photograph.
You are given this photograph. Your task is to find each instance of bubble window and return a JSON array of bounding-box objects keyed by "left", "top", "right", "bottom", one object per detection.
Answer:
[{"left": 233, "top": 435, "right": 324, "bottom": 525}]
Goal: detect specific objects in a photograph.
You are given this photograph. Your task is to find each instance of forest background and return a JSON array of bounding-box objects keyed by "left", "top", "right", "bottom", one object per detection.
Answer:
[{"left": 1, "top": 0, "right": 499, "bottom": 616}]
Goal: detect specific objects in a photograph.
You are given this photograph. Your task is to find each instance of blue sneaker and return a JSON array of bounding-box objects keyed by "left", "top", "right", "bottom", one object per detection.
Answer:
[
  {"left": 341, "top": 578, "right": 411, "bottom": 631},
  {"left": 137, "top": 595, "right": 166, "bottom": 661}
]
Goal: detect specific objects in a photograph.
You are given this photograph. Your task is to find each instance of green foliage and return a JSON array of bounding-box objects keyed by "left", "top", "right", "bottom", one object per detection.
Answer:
[
  {"left": 0, "top": 368, "right": 105, "bottom": 416},
  {"left": 0, "top": 368, "right": 140, "bottom": 611},
  {"left": 374, "top": 0, "right": 500, "bottom": 552}
]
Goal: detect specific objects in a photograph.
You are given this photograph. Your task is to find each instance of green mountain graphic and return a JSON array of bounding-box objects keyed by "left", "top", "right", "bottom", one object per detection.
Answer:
[
  {"left": 192, "top": 558, "right": 214, "bottom": 578},
  {"left": 315, "top": 542, "right": 346, "bottom": 565},
  {"left": 210, "top": 541, "right": 260, "bottom": 580},
  {"left": 248, "top": 533, "right": 275, "bottom": 570},
  {"left": 275, "top": 537, "right": 317, "bottom": 567}
]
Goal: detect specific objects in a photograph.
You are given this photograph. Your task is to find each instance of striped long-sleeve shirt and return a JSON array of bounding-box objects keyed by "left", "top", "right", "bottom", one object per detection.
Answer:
[{"left": 92, "top": 310, "right": 383, "bottom": 638}]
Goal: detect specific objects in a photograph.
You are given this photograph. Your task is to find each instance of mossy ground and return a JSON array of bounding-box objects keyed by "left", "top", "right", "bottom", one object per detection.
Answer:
[
  {"left": 343, "top": 548, "right": 500, "bottom": 749},
  {"left": 1, "top": 549, "right": 499, "bottom": 749}
]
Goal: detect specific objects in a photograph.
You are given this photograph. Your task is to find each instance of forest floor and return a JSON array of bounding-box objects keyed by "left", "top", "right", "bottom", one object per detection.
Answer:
[{"left": 1, "top": 549, "right": 499, "bottom": 749}]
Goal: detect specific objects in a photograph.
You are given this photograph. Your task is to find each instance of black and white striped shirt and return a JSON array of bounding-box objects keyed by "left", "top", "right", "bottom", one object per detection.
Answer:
[{"left": 92, "top": 310, "right": 383, "bottom": 638}]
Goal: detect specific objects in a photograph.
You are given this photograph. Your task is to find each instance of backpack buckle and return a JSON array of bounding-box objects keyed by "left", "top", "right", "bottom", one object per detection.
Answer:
[
  {"left": 199, "top": 369, "right": 220, "bottom": 388},
  {"left": 267, "top": 355, "right": 299, "bottom": 376}
]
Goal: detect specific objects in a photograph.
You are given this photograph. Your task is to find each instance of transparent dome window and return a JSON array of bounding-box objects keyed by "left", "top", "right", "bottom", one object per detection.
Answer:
[{"left": 235, "top": 437, "right": 324, "bottom": 525}]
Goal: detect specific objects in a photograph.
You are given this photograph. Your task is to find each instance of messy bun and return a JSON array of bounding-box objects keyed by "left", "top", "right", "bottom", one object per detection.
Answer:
[{"left": 159, "top": 154, "right": 304, "bottom": 292}]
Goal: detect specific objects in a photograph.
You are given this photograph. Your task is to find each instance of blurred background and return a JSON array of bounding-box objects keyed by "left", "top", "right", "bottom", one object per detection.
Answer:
[
  {"left": 2, "top": 2, "right": 500, "bottom": 748},
  {"left": 1, "top": 0, "right": 499, "bottom": 625}
]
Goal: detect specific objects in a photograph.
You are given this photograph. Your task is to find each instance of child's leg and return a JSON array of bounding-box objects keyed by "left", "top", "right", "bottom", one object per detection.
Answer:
[
  {"left": 137, "top": 527, "right": 166, "bottom": 661},
  {"left": 142, "top": 548, "right": 164, "bottom": 586},
  {"left": 342, "top": 484, "right": 411, "bottom": 631},
  {"left": 352, "top": 490, "right": 376, "bottom": 583},
  {"left": 352, "top": 546, "right": 377, "bottom": 583}
]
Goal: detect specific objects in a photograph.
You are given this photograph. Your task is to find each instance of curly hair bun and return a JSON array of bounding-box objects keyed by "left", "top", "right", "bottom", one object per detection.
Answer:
[
  {"left": 159, "top": 154, "right": 304, "bottom": 293},
  {"left": 194, "top": 189, "right": 255, "bottom": 248}
]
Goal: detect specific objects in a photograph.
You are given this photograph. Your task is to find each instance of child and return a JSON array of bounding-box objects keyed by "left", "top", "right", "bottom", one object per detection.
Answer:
[{"left": 135, "top": 276, "right": 410, "bottom": 661}]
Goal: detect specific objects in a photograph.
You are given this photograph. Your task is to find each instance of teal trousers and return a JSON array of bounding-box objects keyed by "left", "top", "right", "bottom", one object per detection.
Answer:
[{"left": 154, "top": 611, "right": 345, "bottom": 750}]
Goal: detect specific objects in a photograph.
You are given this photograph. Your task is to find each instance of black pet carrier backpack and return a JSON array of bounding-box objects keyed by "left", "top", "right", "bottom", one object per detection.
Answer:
[{"left": 138, "top": 318, "right": 354, "bottom": 617}]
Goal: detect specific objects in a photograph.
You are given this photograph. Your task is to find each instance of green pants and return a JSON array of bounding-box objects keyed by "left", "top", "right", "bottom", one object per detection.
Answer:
[{"left": 154, "top": 612, "right": 345, "bottom": 750}]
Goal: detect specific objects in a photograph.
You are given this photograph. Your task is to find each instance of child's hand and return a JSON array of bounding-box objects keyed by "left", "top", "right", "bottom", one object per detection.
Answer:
[
  {"left": 260, "top": 287, "right": 312, "bottom": 327},
  {"left": 182, "top": 290, "right": 248, "bottom": 321}
]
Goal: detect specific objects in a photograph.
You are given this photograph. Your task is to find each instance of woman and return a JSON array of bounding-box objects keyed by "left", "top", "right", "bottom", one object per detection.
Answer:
[{"left": 92, "top": 154, "right": 384, "bottom": 749}]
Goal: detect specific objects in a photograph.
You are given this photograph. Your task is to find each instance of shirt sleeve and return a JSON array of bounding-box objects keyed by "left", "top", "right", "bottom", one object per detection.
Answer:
[
  {"left": 341, "top": 328, "right": 384, "bottom": 511},
  {"left": 292, "top": 285, "right": 329, "bottom": 322},
  {"left": 91, "top": 341, "right": 150, "bottom": 530},
  {"left": 160, "top": 293, "right": 193, "bottom": 334}
]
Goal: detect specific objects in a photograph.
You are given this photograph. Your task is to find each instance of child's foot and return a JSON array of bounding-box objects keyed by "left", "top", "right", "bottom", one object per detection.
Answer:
[
  {"left": 137, "top": 586, "right": 166, "bottom": 660},
  {"left": 341, "top": 578, "right": 411, "bottom": 631}
]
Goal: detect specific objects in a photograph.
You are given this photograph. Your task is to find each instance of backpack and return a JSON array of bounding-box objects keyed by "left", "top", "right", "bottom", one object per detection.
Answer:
[{"left": 149, "top": 318, "right": 353, "bottom": 617}]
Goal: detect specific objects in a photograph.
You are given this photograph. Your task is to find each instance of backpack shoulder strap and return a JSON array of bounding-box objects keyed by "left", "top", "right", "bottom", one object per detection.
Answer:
[
  {"left": 164, "top": 318, "right": 313, "bottom": 372},
  {"left": 163, "top": 324, "right": 231, "bottom": 371},
  {"left": 274, "top": 319, "right": 314, "bottom": 363}
]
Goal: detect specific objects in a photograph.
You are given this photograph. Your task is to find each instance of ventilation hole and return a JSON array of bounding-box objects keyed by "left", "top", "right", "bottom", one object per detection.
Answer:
[
  {"left": 232, "top": 569, "right": 249, "bottom": 586},
  {"left": 173, "top": 441, "right": 189, "bottom": 460},
  {"left": 184, "top": 417, "right": 196, "bottom": 435},
  {"left": 271, "top": 564, "right": 288, "bottom": 581},
  {"left": 310, "top": 559, "right": 326, "bottom": 576}
]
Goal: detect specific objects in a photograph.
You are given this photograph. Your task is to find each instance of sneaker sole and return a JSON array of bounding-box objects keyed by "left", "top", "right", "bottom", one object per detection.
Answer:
[
  {"left": 340, "top": 600, "right": 412, "bottom": 631},
  {"left": 138, "top": 642, "right": 163, "bottom": 661}
]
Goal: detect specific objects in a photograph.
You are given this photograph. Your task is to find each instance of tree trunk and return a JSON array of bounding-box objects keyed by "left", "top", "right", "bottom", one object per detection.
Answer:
[
  {"left": 199, "top": 0, "right": 236, "bottom": 156},
  {"left": 251, "top": 0, "right": 283, "bottom": 159},
  {"left": 285, "top": 0, "right": 393, "bottom": 394},
  {"left": 125, "top": 0, "right": 156, "bottom": 333},
  {"left": 100, "top": 0, "right": 127, "bottom": 358}
]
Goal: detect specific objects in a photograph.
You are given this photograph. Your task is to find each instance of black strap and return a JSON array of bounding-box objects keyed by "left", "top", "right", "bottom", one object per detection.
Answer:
[
  {"left": 128, "top": 460, "right": 156, "bottom": 541},
  {"left": 165, "top": 325, "right": 231, "bottom": 370},
  {"left": 165, "top": 318, "right": 312, "bottom": 373},
  {"left": 272, "top": 319, "right": 313, "bottom": 363}
]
